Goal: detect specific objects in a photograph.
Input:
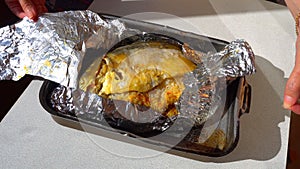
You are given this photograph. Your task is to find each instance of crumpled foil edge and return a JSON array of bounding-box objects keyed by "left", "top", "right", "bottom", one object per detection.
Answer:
[{"left": 0, "top": 10, "right": 129, "bottom": 88}]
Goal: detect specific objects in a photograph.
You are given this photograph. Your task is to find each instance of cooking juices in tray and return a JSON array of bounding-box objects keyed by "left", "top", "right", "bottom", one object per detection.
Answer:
[{"left": 39, "top": 14, "right": 252, "bottom": 157}]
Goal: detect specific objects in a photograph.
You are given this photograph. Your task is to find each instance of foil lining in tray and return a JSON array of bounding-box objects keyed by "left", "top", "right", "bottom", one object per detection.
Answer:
[{"left": 0, "top": 10, "right": 256, "bottom": 155}]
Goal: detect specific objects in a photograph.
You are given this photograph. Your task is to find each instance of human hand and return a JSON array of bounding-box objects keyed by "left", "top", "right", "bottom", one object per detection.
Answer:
[
  {"left": 284, "top": 0, "right": 300, "bottom": 113},
  {"left": 5, "top": 0, "right": 48, "bottom": 21},
  {"left": 284, "top": 36, "right": 300, "bottom": 113}
]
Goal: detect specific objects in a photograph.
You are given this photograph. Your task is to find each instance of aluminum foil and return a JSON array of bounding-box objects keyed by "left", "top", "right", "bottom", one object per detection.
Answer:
[
  {"left": 178, "top": 39, "right": 255, "bottom": 125},
  {"left": 178, "top": 40, "right": 255, "bottom": 142},
  {"left": 0, "top": 10, "right": 134, "bottom": 88},
  {"left": 0, "top": 10, "right": 256, "bottom": 143}
]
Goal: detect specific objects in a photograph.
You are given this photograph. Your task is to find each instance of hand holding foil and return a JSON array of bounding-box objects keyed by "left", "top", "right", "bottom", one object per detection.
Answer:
[{"left": 5, "top": 0, "right": 48, "bottom": 21}]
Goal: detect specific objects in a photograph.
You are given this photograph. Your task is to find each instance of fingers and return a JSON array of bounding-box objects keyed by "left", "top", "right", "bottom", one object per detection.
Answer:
[
  {"left": 284, "top": 69, "right": 300, "bottom": 112},
  {"left": 284, "top": 36, "right": 300, "bottom": 114},
  {"left": 291, "top": 104, "right": 300, "bottom": 113},
  {"left": 19, "top": 0, "right": 37, "bottom": 20},
  {"left": 5, "top": 0, "right": 47, "bottom": 21},
  {"left": 4, "top": 0, "right": 27, "bottom": 18}
]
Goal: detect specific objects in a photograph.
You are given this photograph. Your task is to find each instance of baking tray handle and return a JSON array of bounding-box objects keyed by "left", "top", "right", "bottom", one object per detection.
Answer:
[{"left": 238, "top": 77, "right": 252, "bottom": 117}]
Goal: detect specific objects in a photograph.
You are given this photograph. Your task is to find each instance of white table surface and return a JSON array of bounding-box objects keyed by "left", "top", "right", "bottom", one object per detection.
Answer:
[{"left": 0, "top": 0, "right": 295, "bottom": 168}]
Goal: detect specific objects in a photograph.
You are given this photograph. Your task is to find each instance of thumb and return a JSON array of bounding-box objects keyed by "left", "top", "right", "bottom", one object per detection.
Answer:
[
  {"left": 19, "top": 0, "right": 37, "bottom": 20},
  {"left": 284, "top": 37, "right": 300, "bottom": 110}
]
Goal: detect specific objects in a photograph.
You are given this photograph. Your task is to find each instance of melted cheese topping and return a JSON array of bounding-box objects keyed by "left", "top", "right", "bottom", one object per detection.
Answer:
[{"left": 94, "top": 41, "right": 196, "bottom": 117}]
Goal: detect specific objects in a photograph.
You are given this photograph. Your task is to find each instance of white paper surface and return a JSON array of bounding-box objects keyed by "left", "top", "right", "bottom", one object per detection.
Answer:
[{"left": 0, "top": 0, "right": 293, "bottom": 168}]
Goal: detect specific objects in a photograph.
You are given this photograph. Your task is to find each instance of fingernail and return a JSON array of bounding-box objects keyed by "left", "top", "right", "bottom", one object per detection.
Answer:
[
  {"left": 283, "top": 95, "right": 293, "bottom": 109},
  {"left": 25, "top": 8, "right": 36, "bottom": 20}
]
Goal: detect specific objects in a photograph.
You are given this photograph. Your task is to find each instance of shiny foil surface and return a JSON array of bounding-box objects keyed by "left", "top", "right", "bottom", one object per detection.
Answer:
[
  {"left": 178, "top": 40, "right": 256, "bottom": 125},
  {"left": 0, "top": 10, "right": 131, "bottom": 88}
]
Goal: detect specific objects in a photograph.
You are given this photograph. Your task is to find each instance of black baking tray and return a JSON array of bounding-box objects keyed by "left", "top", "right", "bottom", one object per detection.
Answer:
[{"left": 39, "top": 13, "right": 252, "bottom": 157}]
